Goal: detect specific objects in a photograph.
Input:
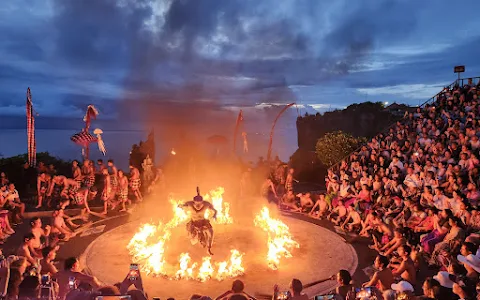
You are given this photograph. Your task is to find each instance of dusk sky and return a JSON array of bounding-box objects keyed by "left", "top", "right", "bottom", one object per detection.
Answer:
[{"left": 2, "top": 0, "right": 480, "bottom": 121}]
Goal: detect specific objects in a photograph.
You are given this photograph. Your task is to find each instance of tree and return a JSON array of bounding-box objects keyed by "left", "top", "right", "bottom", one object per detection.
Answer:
[{"left": 315, "top": 131, "right": 366, "bottom": 167}]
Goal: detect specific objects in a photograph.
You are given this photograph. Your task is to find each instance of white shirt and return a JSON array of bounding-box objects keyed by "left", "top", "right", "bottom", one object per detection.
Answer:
[{"left": 433, "top": 195, "right": 448, "bottom": 210}]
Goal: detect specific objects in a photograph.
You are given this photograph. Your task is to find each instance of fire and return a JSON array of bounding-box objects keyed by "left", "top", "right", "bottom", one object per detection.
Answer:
[
  {"left": 127, "top": 187, "right": 244, "bottom": 281},
  {"left": 197, "top": 257, "right": 214, "bottom": 282},
  {"left": 171, "top": 148, "right": 176, "bottom": 155},
  {"left": 254, "top": 207, "right": 299, "bottom": 270},
  {"left": 204, "top": 187, "right": 232, "bottom": 224}
]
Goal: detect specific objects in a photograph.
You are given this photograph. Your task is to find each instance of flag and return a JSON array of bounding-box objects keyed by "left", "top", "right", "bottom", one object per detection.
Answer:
[
  {"left": 26, "top": 87, "right": 36, "bottom": 167},
  {"left": 233, "top": 110, "right": 244, "bottom": 152}
]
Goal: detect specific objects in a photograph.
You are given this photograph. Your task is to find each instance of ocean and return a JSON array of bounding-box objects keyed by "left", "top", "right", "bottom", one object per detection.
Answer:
[{"left": 0, "top": 127, "right": 298, "bottom": 170}]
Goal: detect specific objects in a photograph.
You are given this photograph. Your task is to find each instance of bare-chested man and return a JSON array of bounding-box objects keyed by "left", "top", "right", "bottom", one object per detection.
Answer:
[
  {"left": 36, "top": 173, "right": 50, "bottom": 208},
  {"left": 81, "top": 160, "right": 95, "bottom": 188},
  {"left": 29, "top": 217, "right": 51, "bottom": 250},
  {"left": 363, "top": 255, "right": 395, "bottom": 295},
  {"left": 327, "top": 200, "right": 347, "bottom": 225},
  {"left": 116, "top": 170, "right": 129, "bottom": 212},
  {"left": 179, "top": 188, "right": 218, "bottom": 255},
  {"left": 390, "top": 245, "right": 416, "bottom": 284},
  {"left": 72, "top": 160, "right": 82, "bottom": 186},
  {"left": 107, "top": 159, "right": 118, "bottom": 194},
  {"left": 309, "top": 194, "right": 330, "bottom": 219},
  {"left": 297, "top": 192, "right": 314, "bottom": 212},
  {"left": 261, "top": 178, "right": 278, "bottom": 203},
  {"left": 17, "top": 233, "right": 40, "bottom": 267},
  {"left": 341, "top": 206, "right": 362, "bottom": 233},
  {"left": 129, "top": 165, "right": 143, "bottom": 202},
  {"left": 280, "top": 190, "right": 301, "bottom": 212},
  {"left": 51, "top": 208, "right": 77, "bottom": 241},
  {"left": 285, "top": 168, "right": 295, "bottom": 192},
  {"left": 47, "top": 175, "right": 67, "bottom": 207},
  {"left": 100, "top": 168, "right": 113, "bottom": 214}
]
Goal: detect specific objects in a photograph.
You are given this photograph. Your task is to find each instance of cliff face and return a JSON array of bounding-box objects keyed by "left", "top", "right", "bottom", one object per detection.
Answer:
[{"left": 296, "top": 102, "right": 399, "bottom": 151}]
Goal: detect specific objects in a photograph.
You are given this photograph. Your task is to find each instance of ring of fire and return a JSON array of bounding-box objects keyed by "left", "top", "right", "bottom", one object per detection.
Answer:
[{"left": 126, "top": 187, "right": 299, "bottom": 282}]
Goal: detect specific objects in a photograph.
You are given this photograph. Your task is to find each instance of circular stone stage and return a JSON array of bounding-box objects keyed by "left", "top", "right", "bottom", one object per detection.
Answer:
[{"left": 81, "top": 216, "right": 358, "bottom": 299}]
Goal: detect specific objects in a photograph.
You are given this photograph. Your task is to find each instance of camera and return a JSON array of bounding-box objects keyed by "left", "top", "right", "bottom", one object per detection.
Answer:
[
  {"left": 68, "top": 276, "right": 76, "bottom": 289},
  {"left": 40, "top": 274, "right": 56, "bottom": 300},
  {"left": 277, "top": 291, "right": 290, "bottom": 300},
  {"left": 314, "top": 295, "right": 335, "bottom": 300},
  {"left": 355, "top": 287, "right": 376, "bottom": 299},
  {"left": 129, "top": 263, "right": 139, "bottom": 281}
]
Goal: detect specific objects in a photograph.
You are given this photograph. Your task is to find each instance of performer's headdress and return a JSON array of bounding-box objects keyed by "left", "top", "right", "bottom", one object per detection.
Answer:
[{"left": 194, "top": 187, "right": 203, "bottom": 202}]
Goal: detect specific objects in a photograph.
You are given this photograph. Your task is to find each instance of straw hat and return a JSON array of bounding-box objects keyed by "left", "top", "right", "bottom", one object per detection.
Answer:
[
  {"left": 433, "top": 271, "right": 454, "bottom": 288},
  {"left": 457, "top": 253, "right": 480, "bottom": 273},
  {"left": 391, "top": 281, "right": 414, "bottom": 293}
]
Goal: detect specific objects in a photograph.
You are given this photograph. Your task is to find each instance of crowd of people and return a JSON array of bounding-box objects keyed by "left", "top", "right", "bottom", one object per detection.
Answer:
[
  {"left": 1, "top": 78, "right": 480, "bottom": 299},
  {"left": 270, "top": 78, "right": 480, "bottom": 299},
  {"left": 0, "top": 157, "right": 170, "bottom": 299}
]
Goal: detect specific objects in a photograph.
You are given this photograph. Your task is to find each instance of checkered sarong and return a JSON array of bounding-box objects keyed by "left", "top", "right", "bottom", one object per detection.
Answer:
[
  {"left": 110, "top": 175, "right": 118, "bottom": 193},
  {"left": 130, "top": 178, "right": 141, "bottom": 191},
  {"left": 118, "top": 187, "right": 128, "bottom": 201},
  {"left": 84, "top": 176, "right": 95, "bottom": 188}
]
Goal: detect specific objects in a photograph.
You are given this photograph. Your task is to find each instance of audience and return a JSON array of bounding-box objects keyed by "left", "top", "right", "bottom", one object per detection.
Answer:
[{"left": 308, "top": 79, "right": 480, "bottom": 298}]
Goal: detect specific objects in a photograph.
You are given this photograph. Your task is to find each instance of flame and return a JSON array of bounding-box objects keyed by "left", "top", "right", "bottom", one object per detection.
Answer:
[
  {"left": 254, "top": 207, "right": 299, "bottom": 270},
  {"left": 215, "top": 250, "right": 245, "bottom": 280},
  {"left": 171, "top": 149, "right": 176, "bottom": 155},
  {"left": 203, "top": 187, "right": 232, "bottom": 224},
  {"left": 127, "top": 187, "right": 244, "bottom": 281},
  {"left": 175, "top": 253, "right": 197, "bottom": 280},
  {"left": 197, "top": 256, "right": 214, "bottom": 282}
]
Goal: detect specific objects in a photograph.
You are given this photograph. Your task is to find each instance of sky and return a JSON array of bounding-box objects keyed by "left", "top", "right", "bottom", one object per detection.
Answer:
[{"left": 1, "top": 0, "right": 480, "bottom": 123}]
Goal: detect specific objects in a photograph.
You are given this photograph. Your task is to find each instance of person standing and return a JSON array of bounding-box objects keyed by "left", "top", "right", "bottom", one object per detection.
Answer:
[{"left": 129, "top": 165, "right": 143, "bottom": 202}]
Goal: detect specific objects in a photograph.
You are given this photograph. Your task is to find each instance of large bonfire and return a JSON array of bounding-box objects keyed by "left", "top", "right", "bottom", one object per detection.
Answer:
[{"left": 127, "top": 187, "right": 299, "bottom": 281}]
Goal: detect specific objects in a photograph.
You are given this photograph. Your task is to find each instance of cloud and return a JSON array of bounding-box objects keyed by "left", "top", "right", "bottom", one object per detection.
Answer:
[
  {"left": 0, "top": 0, "right": 480, "bottom": 122},
  {"left": 357, "top": 82, "right": 450, "bottom": 100}
]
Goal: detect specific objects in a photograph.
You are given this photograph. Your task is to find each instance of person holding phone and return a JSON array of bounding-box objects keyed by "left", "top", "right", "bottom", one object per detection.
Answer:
[
  {"left": 272, "top": 278, "right": 308, "bottom": 300},
  {"left": 117, "top": 264, "right": 147, "bottom": 300},
  {"left": 54, "top": 257, "right": 101, "bottom": 299}
]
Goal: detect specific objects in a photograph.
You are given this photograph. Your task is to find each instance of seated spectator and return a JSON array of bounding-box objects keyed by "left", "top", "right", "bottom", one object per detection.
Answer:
[
  {"left": 334, "top": 270, "right": 355, "bottom": 300},
  {"left": 390, "top": 245, "right": 416, "bottom": 285},
  {"left": 432, "top": 271, "right": 457, "bottom": 299},
  {"left": 280, "top": 190, "right": 301, "bottom": 212},
  {"left": 421, "top": 209, "right": 452, "bottom": 253},
  {"left": 309, "top": 194, "right": 329, "bottom": 219},
  {"left": 54, "top": 256, "right": 101, "bottom": 299},
  {"left": 17, "top": 233, "right": 40, "bottom": 267},
  {"left": 273, "top": 278, "right": 308, "bottom": 300},
  {"left": 30, "top": 216, "right": 51, "bottom": 250},
  {"left": 7, "top": 257, "right": 28, "bottom": 299},
  {"left": 429, "top": 216, "right": 465, "bottom": 267},
  {"left": 215, "top": 279, "right": 255, "bottom": 300},
  {"left": 50, "top": 208, "right": 77, "bottom": 241},
  {"left": 390, "top": 281, "right": 415, "bottom": 300},
  {"left": 3, "top": 183, "right": 26, "bottom": 223},
  {"left": 362, "top": 255, "right": 394, "bottom": 295},
  {"left": 340, "top": 206, "right": 361, "bottom": 233},
  {"left": 327, "top": 200, "right": 347, "bottom": 225},
  {"left": 296, "top": 193, "right": 313, "bottom": 212},
  {"left": 40, "top": 246, "right": 59, "bottom": 276}
]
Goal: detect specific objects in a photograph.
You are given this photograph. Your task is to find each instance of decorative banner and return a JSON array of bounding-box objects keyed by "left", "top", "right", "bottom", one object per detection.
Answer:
[
  {"left": 93, "top": 128, "right": 107, "bottom": 155},
  {"left": 71, "top": 104, "right": 103, "bottom": 160},
  {"left": 242, "top": 131, "right": 248, "bottom": 153},
  {"left": 26, "top": 87, "right": 36, "bottom": 167},
  {"left": 233, "top": 110, "right": 244, "bottom": 152},
  {"left": 267, "top": 103, "right": 295, "bottom": 161}
]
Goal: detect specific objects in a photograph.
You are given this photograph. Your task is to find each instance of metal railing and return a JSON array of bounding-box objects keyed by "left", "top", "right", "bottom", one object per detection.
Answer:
[{"left": 327, "top": 76, "right": 480, "bottom": 173}]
